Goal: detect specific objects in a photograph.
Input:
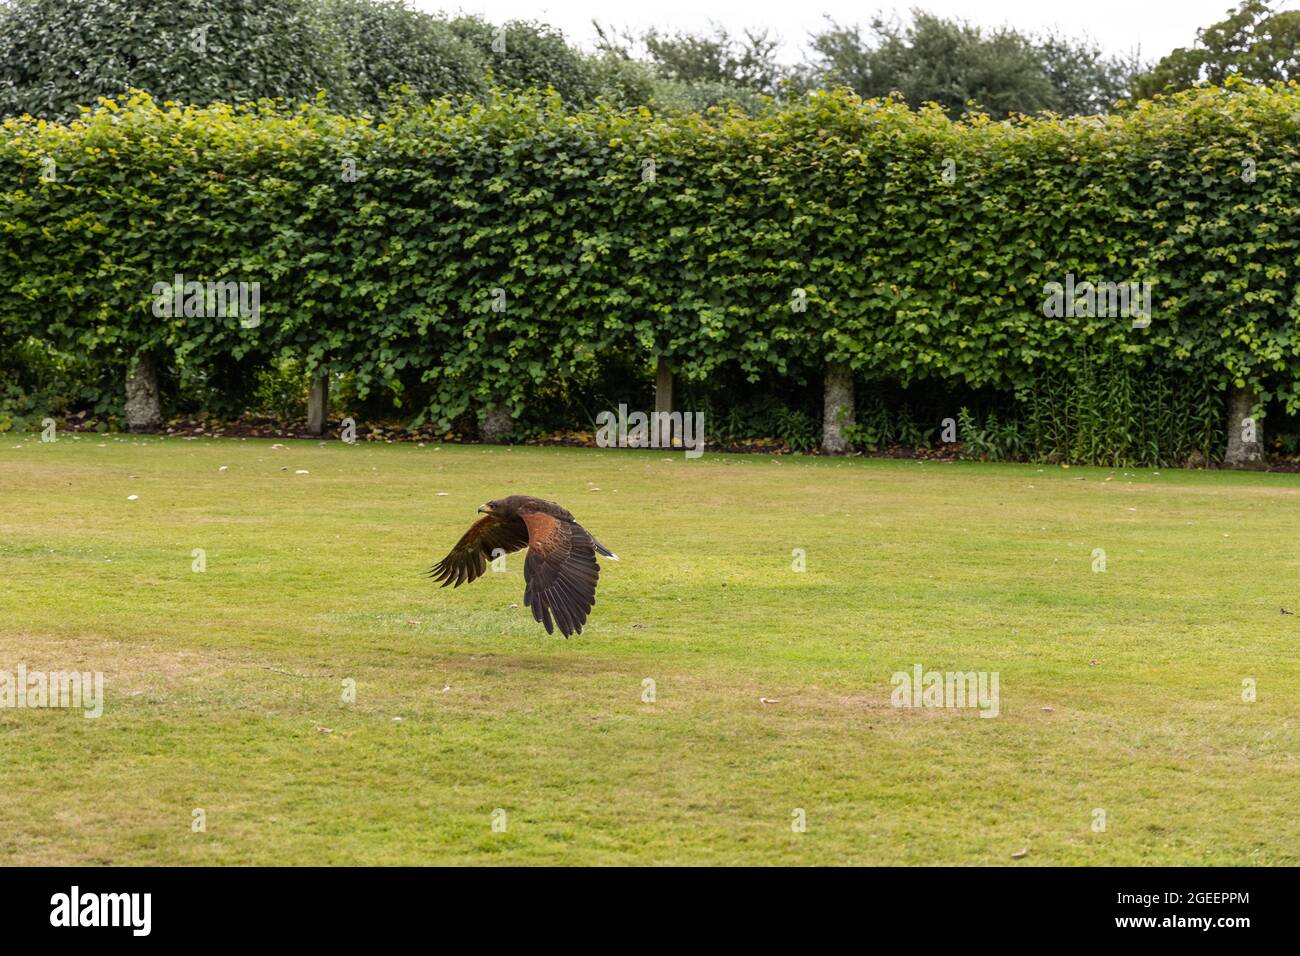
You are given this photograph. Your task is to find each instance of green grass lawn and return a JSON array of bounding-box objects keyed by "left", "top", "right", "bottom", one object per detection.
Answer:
[{"left": 1, "top": 433, "right": 1297, "bottom": 865}]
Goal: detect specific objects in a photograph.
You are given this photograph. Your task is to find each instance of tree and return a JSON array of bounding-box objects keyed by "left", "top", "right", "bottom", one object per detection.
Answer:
[
  {"left": 591, "top": 21, "right": 781, "bottom": 111},
  {"left": 1036, "top": 31, "right": 1144, "bottom": 115},
  {"left": 0, "top": 0, "right": 614, "bottom": 118},
  {"left": 809, "top": 11, "right": 1140, "bottom": 118},
  {"left": 448, "top": 16, "right": 599, "bottom": 105},
  {"left": 580, "top": 49, "right": 661, "bottom": 109},
  {"left": 639, "top": 25, "right": 785, "bottom": 94},
  {"left": 322, "top": 0, "right": 488, "bottom": 108},
  {"left": 1135, "top": 0, "right": 1300, "bottom": 97},
  {"left": 0, "top": 0, "right": 352, "bottom": 119}
]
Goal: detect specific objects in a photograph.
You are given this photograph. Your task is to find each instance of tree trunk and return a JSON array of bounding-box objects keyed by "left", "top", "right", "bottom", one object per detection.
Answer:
[
  {"left": 477, "top": 402, "right": 514, "bottom": 443},
  {"left": 306, "top": 373, "right": 329, "bottom": 435},
  {"left": 821, "top": 361, "right": 855, "bottom": 455},
  {"left": 654, "top": 357, "right": 673, "bottom": 447},
  {"left": 655, "top": 358, "right": 673, "bottom": 415},
  {"left": 124, "top": 353, "right": 162, "bottom": 432},
  {"left": 1223, "top": 384, "right": 1265, "bottom": 470}
]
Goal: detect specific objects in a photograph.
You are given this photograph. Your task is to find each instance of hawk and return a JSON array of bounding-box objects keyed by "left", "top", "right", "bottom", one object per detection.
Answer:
[{"left": 429, "top": 495, "right": 617, "bottom": 637}]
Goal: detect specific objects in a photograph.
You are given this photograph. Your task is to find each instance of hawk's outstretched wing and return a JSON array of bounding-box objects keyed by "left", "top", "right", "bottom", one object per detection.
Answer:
[
  {"left": 427, "top": 514, "right": 530, "bottom": 588},
  {"left": 519, "top": 509, "right": 600, "bottom": 637}
]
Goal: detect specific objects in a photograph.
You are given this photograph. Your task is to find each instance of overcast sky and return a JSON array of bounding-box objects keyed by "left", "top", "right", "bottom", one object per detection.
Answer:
[{"left": 418, "top": 1, "right": 1299, "bottom": 62}]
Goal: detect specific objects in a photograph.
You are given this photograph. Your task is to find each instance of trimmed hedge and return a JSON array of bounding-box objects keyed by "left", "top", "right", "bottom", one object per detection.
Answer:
[{"left": 2, "top": 81, "right": 1299, "bottom": 441}]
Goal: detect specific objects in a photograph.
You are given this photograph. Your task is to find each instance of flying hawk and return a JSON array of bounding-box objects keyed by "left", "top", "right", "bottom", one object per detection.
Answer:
[{"left": 429, "top": 495, "right": 617, "bottom": 636}]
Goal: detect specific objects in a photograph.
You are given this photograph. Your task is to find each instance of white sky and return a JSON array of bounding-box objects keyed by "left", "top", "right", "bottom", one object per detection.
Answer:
[{"left": 417, "top": 0, "right": 1300, "bottom": 63}]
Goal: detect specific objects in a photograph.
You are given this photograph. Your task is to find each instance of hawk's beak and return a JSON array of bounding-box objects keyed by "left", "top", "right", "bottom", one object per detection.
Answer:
[{"left": 477, "top": 504, "right": 490, "bottom": 514}]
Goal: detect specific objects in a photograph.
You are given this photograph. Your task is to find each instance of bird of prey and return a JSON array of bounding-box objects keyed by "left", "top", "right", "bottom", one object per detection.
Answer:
[{"left": 428, "top": 495, "right": 617, "bottom": 636}]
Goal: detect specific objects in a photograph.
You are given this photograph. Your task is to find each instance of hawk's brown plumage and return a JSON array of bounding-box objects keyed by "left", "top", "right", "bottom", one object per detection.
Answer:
[{"left": 428, "top": 495, "right": 617, "bottom": 636}]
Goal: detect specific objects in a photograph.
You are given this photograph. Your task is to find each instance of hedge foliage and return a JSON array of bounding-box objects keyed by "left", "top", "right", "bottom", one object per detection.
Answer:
[
  {"left": 0, "top": 0, "right": 352, "bottom": 120},
  {"left": 2, "top": 80, "right": 1299, "bottom": 433},
  {"left": 0, "top": 0, "right": 609, "bottom": 120}
]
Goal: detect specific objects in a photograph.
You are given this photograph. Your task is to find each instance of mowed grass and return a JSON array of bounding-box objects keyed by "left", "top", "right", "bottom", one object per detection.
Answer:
[{"left": 0, "top": 433, "right": 1297, "bottom": 866}]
